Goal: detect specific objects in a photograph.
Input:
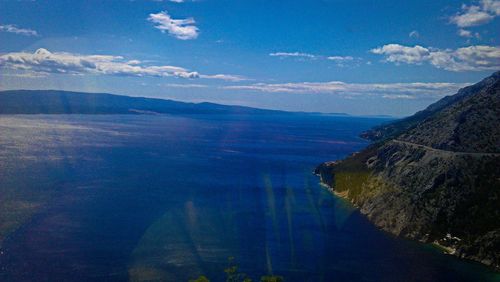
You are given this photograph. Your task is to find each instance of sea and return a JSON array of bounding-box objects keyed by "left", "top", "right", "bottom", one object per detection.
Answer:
[{"left": 0, "top": 114, "right": 498, "bottom": 282}]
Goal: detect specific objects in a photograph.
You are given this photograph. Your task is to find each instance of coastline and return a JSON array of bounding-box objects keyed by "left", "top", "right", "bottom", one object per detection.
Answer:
[{"left": 315, "top": 168, "right": 500, "bottom": 273}]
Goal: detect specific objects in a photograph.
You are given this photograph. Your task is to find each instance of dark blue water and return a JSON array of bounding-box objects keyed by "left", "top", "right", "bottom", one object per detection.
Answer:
[{"left": 0, "top": 114, "right": 498, "bottom": 282}]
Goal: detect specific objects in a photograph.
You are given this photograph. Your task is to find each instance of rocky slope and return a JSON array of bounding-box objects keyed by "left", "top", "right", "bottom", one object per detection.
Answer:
[
  {"left": 360, "top": 72, "right": 500, "bottom": 143},
  {"left": 316, "top": 71, "right": 500, "bottom": 270}
]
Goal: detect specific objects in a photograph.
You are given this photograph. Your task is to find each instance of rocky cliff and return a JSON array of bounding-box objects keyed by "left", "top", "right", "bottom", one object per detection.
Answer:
[{"left": 316, "top": 71, "right": 500, "bottom": 270}]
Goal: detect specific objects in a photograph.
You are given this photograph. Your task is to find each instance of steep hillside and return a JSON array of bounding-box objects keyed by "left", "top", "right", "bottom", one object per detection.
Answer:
[
  {"left": 361, "top": 71, "right": 500, "bottom": 142},
  {"left": 316, "top": 71, "right": 500, "bottom": 270}
]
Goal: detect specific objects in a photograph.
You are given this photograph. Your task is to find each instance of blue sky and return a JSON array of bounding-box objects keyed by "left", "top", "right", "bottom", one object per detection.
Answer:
[{"left": 0, "top": 0, "right": 499, "bottom": 116}]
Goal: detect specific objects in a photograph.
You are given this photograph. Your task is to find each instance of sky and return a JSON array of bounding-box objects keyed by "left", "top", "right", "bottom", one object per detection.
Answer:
[{"left": 0, "top": 0, "right": 499, "bottom": 116}]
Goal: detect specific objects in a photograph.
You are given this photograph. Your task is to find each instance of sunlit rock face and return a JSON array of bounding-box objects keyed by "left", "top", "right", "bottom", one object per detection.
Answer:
[{"left": 317, "top": 71, "right": 500, "bottom": 270}]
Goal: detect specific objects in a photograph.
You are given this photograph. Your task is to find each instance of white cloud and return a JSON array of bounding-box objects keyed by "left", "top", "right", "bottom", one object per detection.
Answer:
[
  {"left": 199, "top": 74, "right": 248, "bottom": 82},
  {"left": 409, "top": 30, "right": 420, "bottom": 38},
  {"left": 0, "top": 48, "right": 198, "bottom": 78},
  {"left": 223, "top": 81, "right": 470, "bottom": 100},
  {"left": 458, "top": 29, "right": 473, "bottom": 37},
  {"left": 148, "top": 11, "right": 199, "bottom": 40},
  {"left": 371, "top": 44, "right": 430, "bottom": 65},
  {"left": 371, "top": 44, "right": 500, "bottom": 71},
  {"left": 163, "top": 83, "right": 208, "bottom": 88},
  {"left": 0, "top": 48, "right": 246, "bottom": 81},
  {"left": 269, "top": 52, "right": 317, "bottom": 59},
  {"left": 482, "top": 0, "right": 500, "bottom": 14},
  {"left": 127, "top": 59, "right": 141, "bottom": 65},
  {"left": 451, "top": 5, "right": 494, "bottom": 27},
  {"left": 458, "top": 29, "right": 481, "bottom": 38},
  {"left": 327, "top": 56, "right": 354, "bottom": 61},
  {"left": 0, "top": 24, "right": 38, "bottom": 36},
  {"left": 327, "top": 55, "right": 362, "bottom": 67},
  {"left": 382, "top": 94, "right": 416, "bottom": 100},
  {"left": 269, "top": 52, "right": 358, "bottom": 62},
  {"left": 450, "top": 0, "right": 500, "bottom": 27},
  {"left": 2, "top": 70, "right": 48, "bottom": 78},
  {"left": 270, "top": 52, "right": 361, "bottom": 67}
]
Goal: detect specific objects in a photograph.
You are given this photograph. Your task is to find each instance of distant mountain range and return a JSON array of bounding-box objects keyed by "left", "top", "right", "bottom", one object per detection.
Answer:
[
  {"left": 0, "top": 90, "right": 282, "bottom": 115},
  {"left": 316, "top": 71, "right": 500, "bottom": 270},
  {"left": 0, "top": 90, "right": 389, "bottom": 118}
]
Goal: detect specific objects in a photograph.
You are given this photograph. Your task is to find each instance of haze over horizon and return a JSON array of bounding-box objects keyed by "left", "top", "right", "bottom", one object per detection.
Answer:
[{"left": 1, "top": 0, "right": 499, "bottom": 116}]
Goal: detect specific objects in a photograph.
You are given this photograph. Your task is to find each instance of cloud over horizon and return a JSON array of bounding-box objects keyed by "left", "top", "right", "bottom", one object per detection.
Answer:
[
  {"left": 0, "top": 48, "right": 244, "bottom": 81},
  {"left": 0, "top": 24, "right": 38, "bottom": 36},
  {"left": 269, "top": 52, "right": 360, "bottom": 67},
  {"left": 224, "top": 81, "right": 470, "bottom": 100},
  {"left": 371, "top": 44, "right": 500, "bottom": 71},
  {"left": 269, "top": 52, "right": 317, "bottom": 59}
]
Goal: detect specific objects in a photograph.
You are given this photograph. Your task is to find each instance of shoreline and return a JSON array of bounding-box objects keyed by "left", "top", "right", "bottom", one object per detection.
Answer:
[{"left": 315, "top": 172, "right": 500, "bottom": 273}]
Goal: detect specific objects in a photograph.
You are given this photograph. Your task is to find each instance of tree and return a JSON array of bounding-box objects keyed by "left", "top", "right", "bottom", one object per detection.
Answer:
[
  {"left": 188, "top": 257, "right": 284, "bottom": 282},
  {"left": 260, "top": 275, "right": 284, "bottom": 282},
  {"left": 224, "top": 257, "right": 253, "bottom": 282},
  {"left": 189, "top": 275, "right": 210, "bottom": 282}
]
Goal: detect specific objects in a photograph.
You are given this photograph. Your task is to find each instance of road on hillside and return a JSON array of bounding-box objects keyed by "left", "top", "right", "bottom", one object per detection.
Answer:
[{"left": 391, "top": 140, "right": 500, "bottom": 157}]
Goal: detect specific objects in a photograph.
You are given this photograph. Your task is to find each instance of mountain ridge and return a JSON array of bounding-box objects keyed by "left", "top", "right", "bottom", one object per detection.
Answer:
[
  {"left": 0, "top": 89, "right": 284, "bottom": 115},
  {"left": 0, "top": 89, "right": 358, "bottom": 117},
  {"left": 316, "top": 71, "right": 500, "bottom": 270},
  {"left": 361, "top": 71, "right": 500, "bottom": 142}
]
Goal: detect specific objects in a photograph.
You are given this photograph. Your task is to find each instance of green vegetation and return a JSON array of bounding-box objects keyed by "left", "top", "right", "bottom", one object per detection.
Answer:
[
  {"left": 260, "top": 275, "right": 284, "bottom": 282},
  {"left": 189, "top": 275, "right": 210, "bottom": 282},
  {"left": 189, "top": 257, "right": 284, "bottom": 282},
  {"left": 223, "top": 257, "right": 252, "bottom": 282},
  {"left": 334, "top": 171, "right": 371, "bottom": 201},
  {"left": 328, "top": 144, "right": 385, "bottom": 203}
]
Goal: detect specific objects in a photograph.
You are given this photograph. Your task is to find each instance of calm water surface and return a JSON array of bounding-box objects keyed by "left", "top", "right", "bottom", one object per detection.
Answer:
[{"left": 0, "top": 114, "right": 498, "bottom": 282}]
